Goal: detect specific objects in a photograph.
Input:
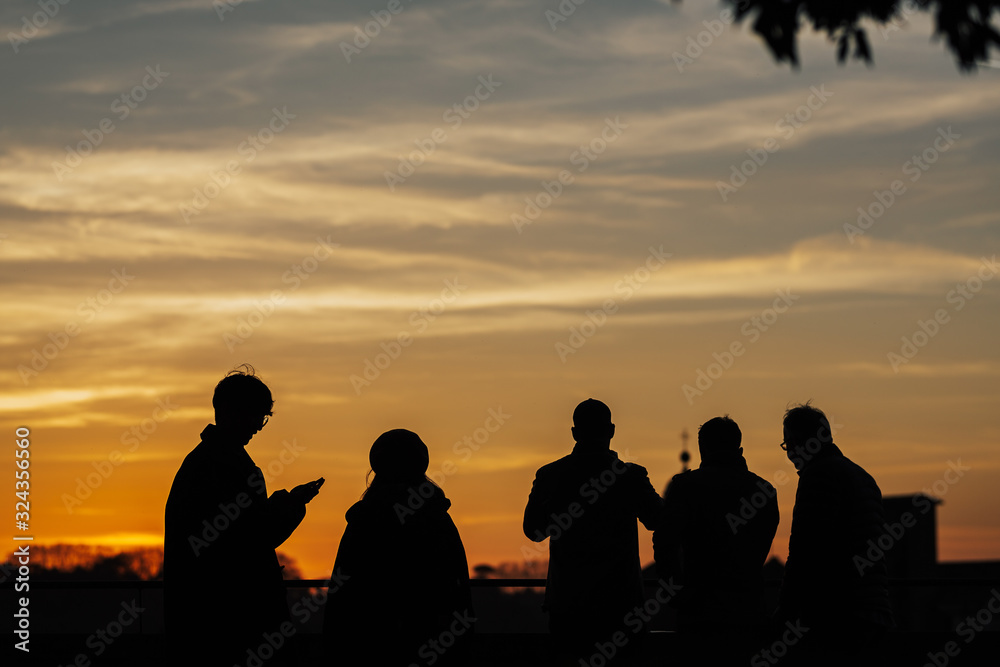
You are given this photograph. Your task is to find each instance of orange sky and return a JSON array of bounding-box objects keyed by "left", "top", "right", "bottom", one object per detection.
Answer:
[{"left": 2, "top": 2, "right": 999, "bottom": 579}]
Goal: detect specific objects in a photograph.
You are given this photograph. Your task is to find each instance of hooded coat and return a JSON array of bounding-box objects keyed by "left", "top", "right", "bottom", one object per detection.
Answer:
[{"left": 322, "top": 480, "right": 473, "bottom": 666}]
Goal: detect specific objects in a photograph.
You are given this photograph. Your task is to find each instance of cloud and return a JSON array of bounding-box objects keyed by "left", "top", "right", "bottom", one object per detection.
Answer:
[{"left": 2, "top": 0, "right": 997, "bottom": 569}]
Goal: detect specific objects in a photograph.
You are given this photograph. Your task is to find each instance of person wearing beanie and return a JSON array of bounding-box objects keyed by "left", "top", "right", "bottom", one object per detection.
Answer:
[
  {"left": 653, "top": 415, "right": 778, "bottom": 643},
  {"left": 323, "top": 429, "right": 474, "bottom": 666}
]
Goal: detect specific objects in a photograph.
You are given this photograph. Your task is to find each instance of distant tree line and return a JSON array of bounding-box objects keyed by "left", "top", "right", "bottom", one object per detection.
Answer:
[{"left": 1, "top": 544, "right": 303, "bottom": 581}]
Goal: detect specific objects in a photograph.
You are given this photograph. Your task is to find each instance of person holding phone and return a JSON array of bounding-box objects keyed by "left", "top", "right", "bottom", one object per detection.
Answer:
[{"left": 164, "top": 364, "right": 324, "bottom": 666}]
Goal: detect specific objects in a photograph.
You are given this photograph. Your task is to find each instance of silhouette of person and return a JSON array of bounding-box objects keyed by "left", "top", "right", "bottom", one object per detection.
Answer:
[
  {"left": 522, "top": 399, "right": 662, "bottom": 653},
  {"left": 776, "top": 402, "right": 894, "bottom": 661},
  {"left": 163, "top": 366, "right": 323, "bottom": 666},
  {"left": 653, "top": 416, "right": 778, "bottom": 644},
  {"left": 323, "top": 429, "right": 474, "bottom": 666}
]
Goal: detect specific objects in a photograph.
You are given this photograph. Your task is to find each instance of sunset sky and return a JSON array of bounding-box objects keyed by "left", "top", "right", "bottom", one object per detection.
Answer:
[{"left": 3, "top": 0, "right": 999, "bottom": 579}]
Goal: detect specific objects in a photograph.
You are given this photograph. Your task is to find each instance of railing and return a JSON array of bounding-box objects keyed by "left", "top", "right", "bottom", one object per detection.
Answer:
[
  {"left": 15, "top": 576, "right": 1000, "bottom": 589},
  {"left": 4, "top": 578, "right": 999, "bottom": 666}
]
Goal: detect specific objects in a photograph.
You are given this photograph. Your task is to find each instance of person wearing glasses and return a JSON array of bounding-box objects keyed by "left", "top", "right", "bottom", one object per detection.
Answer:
[
  {"left": 776, "top": 402, "right": 894, "bottom": 660},
  {"left": 164, "top": 365, "right": 323, "bottom": 666}
]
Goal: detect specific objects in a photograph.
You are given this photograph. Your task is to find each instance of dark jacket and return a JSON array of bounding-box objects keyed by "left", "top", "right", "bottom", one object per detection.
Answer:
[
  {"left": 523, "top": 446, "right": 662, "bottom": 636},
  {"left": 779, "top": 443, "right": 894, "bottom": 631},
  {"left": 163, "top": 425, "right": 307, "bottom": 664},
  {"left": 323, "top": 480, "right": 473, "bottom": 666},
  {"left": 653, "top": 454, "right": 778, "bottom": 631}
]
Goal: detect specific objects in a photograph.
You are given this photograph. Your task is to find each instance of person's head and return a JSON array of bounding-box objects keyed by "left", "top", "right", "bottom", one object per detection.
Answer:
[
  {"left": 368, "top": 429, "right": 430, "bottom": 485},
  {"left": 698, "top": 415, "right": 742, "bottom": 464},
  {"left": 364, "top": 430, "right": 444, "bottom": 510},
  {"left": 212, "top": 364, "right": 273, "bottom": 445},
  {"left": 782, "top": 401, "right": 833, "bottom": 469},
  {"left": 571, "top": 398, "right": 615, "bottom": 449}
]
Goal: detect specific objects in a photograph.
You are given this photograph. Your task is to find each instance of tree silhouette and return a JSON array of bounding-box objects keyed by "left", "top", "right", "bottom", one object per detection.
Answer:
[
  {"left": 718, "top": 0, "right": 1000, "bottom": 70},
  {"left": 1, "top": 545, "right": 163, "bottom": 580},
  {"left": 0, "top": 544, "right": 304, "bottom": 582}
]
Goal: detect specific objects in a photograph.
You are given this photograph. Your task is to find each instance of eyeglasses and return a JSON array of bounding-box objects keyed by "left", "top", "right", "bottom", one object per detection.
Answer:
[{"left": 779, "top": 441, "right": 788, "bottom": 451}]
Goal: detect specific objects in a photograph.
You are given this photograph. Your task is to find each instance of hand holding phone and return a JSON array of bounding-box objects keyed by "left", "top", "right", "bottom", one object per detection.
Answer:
[{"left": 292, "top": 477, "right": 324, "bottom": 504}]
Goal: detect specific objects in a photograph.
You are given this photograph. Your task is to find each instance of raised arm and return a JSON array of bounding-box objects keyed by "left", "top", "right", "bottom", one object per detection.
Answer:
[
  {"left": 522, "top": 468, "right": 552, "bottom": 541},
  {"left": 632, "top": 464, "right": 664, "bottom": 531}
]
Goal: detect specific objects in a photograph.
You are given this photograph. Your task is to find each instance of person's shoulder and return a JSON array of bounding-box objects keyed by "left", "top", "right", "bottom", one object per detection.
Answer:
[
  {"left": 165, "top": 441, "right": 221, "bottom": 510},
  {"left": 344, "top": 497, "right": 403, "bottom": 534},
  {"left": 667, "top": 468, "right": 694, "bottom": 483},
  {"left": 344, "top": 499, "right": 370, "bottom": 523},
  {"left": 840, "top": 455, "right": 881, "bottom": 489},
  {"left": 172, "top": 440, "right": 213, "bottom": 478},
  {"left": 534, "top": 454, "right": 573, "bottom": 477},
  {"left": 813, "top": 448, "right": 873, "bottom": 482},
  {"left": 746, "top": 469, "right": 776, "bottom": 492},
  {"left": 625, "top": 463, "right": 655, "bottom": 487},
  {"left": 609, "top": 449, "right": 647, "bottom": 474},
  {"left": 839, "top": 453, "right": 871, "bottom": 474},
  {"left": 616, "top": 459, "right": 660, "bottom": 494},
  {"left": 622, "top": 459, "right": 649, "bottom": 475},
  {"left": 663, "top": 469, "right": 696, "bottom": 494}
]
